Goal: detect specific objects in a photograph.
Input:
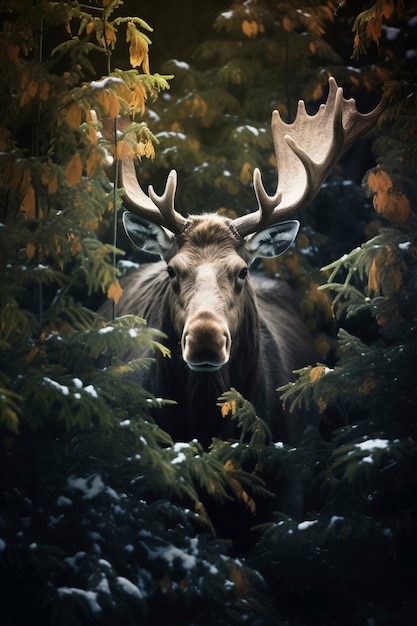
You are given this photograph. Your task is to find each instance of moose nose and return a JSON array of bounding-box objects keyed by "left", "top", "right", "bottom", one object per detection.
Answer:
[{"left": 182, "top": 311, "right": 231, "bottom": 372}]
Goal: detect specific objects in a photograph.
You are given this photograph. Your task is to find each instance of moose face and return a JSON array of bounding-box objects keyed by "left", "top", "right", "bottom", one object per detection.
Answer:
[{"left": 123, "top": 211, "right": 299, "bottom": 372}]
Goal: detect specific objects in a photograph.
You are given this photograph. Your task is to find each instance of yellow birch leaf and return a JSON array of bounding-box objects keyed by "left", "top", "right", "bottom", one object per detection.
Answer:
[
  {"left": 311, "top": 81, "right": 324, "bottom": 101},
  {"left": 39, "top": 81, "right": 50, "bottom": 101},
  {"left": 107, "top": 280, "right": 123, "bottom": 304},
  {"left": 114, "top": 80, "right": 133, "bottom": 105},
  {"left": 86, "top": 148, "right": 101, "bottom": 176},
  {"left": 69, "top": 234, "right": 82, "bottom": 255},
  {"left": 368, "top": 258, "right": 380, "bottom": 293},
  {"left": 20, "top": 80, "right": 38, "bottom": 107},
  {"left": 103, "top": 24, "right": 117, "bottom": 47},
  {"left": 116, "top": 140, "right": 134, "bottom": 160},
  {"left": 242, "top": 19, "right": 258, "bottom": 37},
  {"left": 65, "top": 152, "right": 82, "bottom": 186},
  {"left": 126, "top": 21, "right": 148, "bottom": 69},
  {"left": 131, "top": 82, "right": 146, "bottom": 115},
  {"left": 357, "top": 372, "right": 377, "bottom": 395},
  {"left": 239, "top": 162, "right": 252, "bottom": 185},
  {"left": 366, "top": 17, "right": 382, "bottom": 44},
  {"left": 317, "top": 398, "right": 327, "bottom": 413},
  {"left": 65, "top": 102, "right": 82, "bottom": 128},
  {"left": 48, "top": 171, "right": 58, "bottom": 195},
  {"left": 20, "top": 183, "right": 36, "bottom": 219},
  {"left": 106, "top": 90, "right": 120, "bottom": 119},
  {"left": 26, "top": 242, "right": 36, "bottom": 259},
  {"left": 144, "top": 139, "right": 155, "bottom": 159},
  {"left": 142, "top": 52, "right": 150, "bottom": 75},
  {"left": 0, "top": 127, "right": 11, "bottom": 151},
  {"left": 309, "top": 366, "right": 326, "bottom": 383},
  {"left": 221, "top": 400, "right": 237, "bottom": 417},
  {"left": 229, "top": 563, "right": 250, "bottom": 598},
  {"left": 381, "top": 0, "right": 394, "bottom": 19}
]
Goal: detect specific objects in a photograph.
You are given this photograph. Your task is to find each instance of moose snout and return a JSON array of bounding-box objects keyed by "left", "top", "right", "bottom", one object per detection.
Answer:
[{"left": 182, "top": 311, "right": 231, "bottom": 372}]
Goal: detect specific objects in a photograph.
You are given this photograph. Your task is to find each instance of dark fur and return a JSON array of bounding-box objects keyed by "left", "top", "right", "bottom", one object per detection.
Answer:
[{"left": 101, "top": 262, "right": 316, "bottom": 447}]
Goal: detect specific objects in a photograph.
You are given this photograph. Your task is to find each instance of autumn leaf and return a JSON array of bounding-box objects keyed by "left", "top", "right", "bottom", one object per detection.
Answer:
[
  {"left": 365, "top": 169, "right": 411, "bottom": 226},
  {"left": 229, "top": 563, "right": 250, "bottom": 598},
  {"left": 242, "top": 19, "right": 258, "bottom": 37},
  {"left": 107, "top": 280, "right": 123, "bottom": 304},
  {"left": 357, "top": 372, "right": 377, "bottom": 395},
  {"left": 0, "top": 127, "right": 11, "bottom": 151},
  {"left": 126, "top": 22, "right": 150, "bottom": 72},
  {"left": 26, "top": 242, "right": 36, "bottom": 259},
  {"left": 39, "top": 81, "right": 50, "bottom": 101},
  {"left": 309, "top": 366, "right": 327, "bottom": 383},
  {"left": 86, "top": 148, "right": 102, "bottom": 177},
  {"left": 65, "top": 102, "right": 82, "bottom": 129},
  {"left": 115, "top": 140, "right": 134, "bottom": 160},
  {"left": 65, "top": 152, "right": 82, "bottom": 186},
  {"left": 221, "top": 400, "right": 237, "bottom": 417},
  {"left": 20, "top": 183, "right": 36, "bottom": 219},
  {"left": 240, "top": 162, "right": 252, "bottom": 185}
]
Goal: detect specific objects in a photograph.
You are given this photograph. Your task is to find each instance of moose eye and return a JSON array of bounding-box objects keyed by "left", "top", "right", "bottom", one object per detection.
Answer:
[
  {"left": 167, "top": 266, "right": 177, "bottom": 279},
  {"left": 238, "top": 267, "right": 248, "bottom": 280}
]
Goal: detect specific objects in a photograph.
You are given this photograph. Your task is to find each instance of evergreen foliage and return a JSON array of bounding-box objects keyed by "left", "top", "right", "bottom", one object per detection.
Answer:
[{"left": 0, "top": 1, "right": 416, "bottom": 625}]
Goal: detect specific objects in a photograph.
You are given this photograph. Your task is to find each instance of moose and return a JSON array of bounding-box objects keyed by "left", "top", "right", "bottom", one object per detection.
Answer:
[{"left": 100, "top": 78, "right": 385, "bottom": 447}]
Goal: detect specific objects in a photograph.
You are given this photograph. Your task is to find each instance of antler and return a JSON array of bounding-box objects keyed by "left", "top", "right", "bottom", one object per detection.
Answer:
[
  {"left": 120, "top": 157, "right": 188, "bottom": 234},
  {"left": 233, "top": 76, "right": 387, "bottom": 238}
]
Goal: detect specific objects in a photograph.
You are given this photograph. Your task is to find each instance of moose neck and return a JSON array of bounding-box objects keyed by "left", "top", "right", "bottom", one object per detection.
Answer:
[{"left": 155, "top": 284, "right": 262, "bottom": 446}]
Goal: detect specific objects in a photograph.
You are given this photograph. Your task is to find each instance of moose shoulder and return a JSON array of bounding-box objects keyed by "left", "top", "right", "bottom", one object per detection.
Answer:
[{"left": 99, "top": 78, "right": 386, "bottom": 448}]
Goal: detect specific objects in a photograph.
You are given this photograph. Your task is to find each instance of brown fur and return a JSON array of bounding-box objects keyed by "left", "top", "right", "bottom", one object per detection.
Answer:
[{"left": 100, "top": 214, "right": 316, "bottom": 447}]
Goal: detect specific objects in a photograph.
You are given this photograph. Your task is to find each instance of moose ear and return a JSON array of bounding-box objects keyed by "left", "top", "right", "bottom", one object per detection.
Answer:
[
  {"left": 122, "top": 212, "right": 174, "bottom": 259},
  {"left": 245, "top": 220, "right": 300, "bottom": 260}
]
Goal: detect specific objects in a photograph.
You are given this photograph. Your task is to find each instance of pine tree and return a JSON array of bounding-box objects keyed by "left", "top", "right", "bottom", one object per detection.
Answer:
[
  {"left": 0, "top": 2, "right": 274, "bottom": 624},
  {"left": 249, "top": 2, "right": 417, "bottom": 624}
]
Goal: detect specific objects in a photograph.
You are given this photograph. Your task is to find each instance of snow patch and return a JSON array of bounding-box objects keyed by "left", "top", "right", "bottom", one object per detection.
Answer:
[
  {"left": 58, "top": 587, "right": 102, "bottom": 614},
  {"left": 298, "top": 520, "right": 318, "bottom": 531}
]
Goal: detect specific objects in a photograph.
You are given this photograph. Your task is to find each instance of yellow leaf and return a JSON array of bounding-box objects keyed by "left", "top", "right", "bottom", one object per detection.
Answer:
[
  {"left": 20, "top": 183, "right": 36, "bottom": 219},
  {"left": 20, "top": 80, "right": 38, "bottom": 106},
  {"left": 239, "top": 162, "right": 252, "bottom": 185},
  {"left": 0, "top": 127, "right": 11, "bottom": 151},
  {"left": 65, "top": 102, "right": 82, "bottom": 128},
  {"left": 107, "top": 90, "right": 121, "bottom": 119},
  {"left": 221, "top": 400, "right": 237, "bottom": 417},
  {"left": 107, "top": 280, "right": 123, "bottom": 304},
  {"left": 368, "top": 258, "right": 380, "bottom": 293},
  {"left": 103, "top": 24, "right": 117, "bottom": 48},
  {"left": 365, "top": 169, "right": 411, "bottom": 226},
  {"left": 317, "top": 398, "right": 327, "bottom": 413},
  {"left": 366, "top": 17, "right": 382, "bottom": 44},
  {"left": 357, "top": 372, "right": 377, "bottom": 395},
  {"left": 39, "top": 81, "right": 50, "bottom": 101},
  {"left": 130, "top": 81, "right": 147, "bottom": 116},
  {"left": 229, "top": 563, "right": 249, "bottom": 598},
  {"left": 86, "top": 148, "right": 101, "bottom": 176},
  {"left": 65, "top": 152, "right": 82, "bottom": 186},
  {"left": 115, "top": 140, "right": 134, "bottom": 160},
  {"left": 283, "top": 17, "right": 293, "bottom": 32},
  {"left": 47, "top": 171, "right": 58, "bottom": 195},
  {"left": 126, "top": 22, "right": 150, "bottom": 72},
  {"left": 309, "top": 366, "right": 326, "bottom": 383},
  {"left": 381, "top": 0, "right": 394, "bottom": 19},
  {"left": 242, "top": 19, "right": 258, "bottom": 37},
  {"left": 26, "top": 242, "right": 36, "bottom": 259},
  {"left": 69, "top": 234, "right": 82, "bottom": 255}
]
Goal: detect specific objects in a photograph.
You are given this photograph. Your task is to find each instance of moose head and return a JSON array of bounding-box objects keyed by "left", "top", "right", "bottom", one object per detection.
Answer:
[{"left": 117, "top": 77, "right": 386, "bottom": 374}]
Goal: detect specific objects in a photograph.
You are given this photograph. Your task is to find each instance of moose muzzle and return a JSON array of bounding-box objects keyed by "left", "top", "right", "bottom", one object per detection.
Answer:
[{"left": 182, "top": 310, "right": 231, "bottom": 372}]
